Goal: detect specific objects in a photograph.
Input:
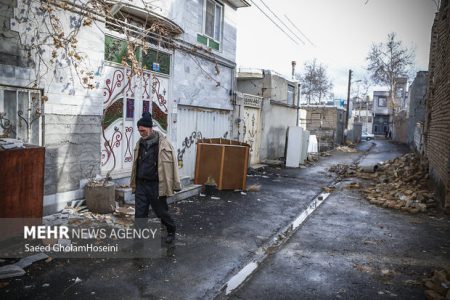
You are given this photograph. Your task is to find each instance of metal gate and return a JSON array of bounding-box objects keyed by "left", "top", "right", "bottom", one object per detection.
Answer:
[
  {"left": 243, "top": 106, "right": 262, "bottom": 165},
  {"left": 101, "top": 66, "right": 170, "bottom": 176},
  {"left": 239, "top": 93, "right": 263, "bottom": 165},
  {"left": 176, "top": 106, "right": 231, "bottom": 179}
]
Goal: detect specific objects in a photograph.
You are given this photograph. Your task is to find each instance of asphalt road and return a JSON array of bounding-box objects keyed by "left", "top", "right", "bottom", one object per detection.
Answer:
[{"left": 2, "top": 140, "right": 449, "bottom": 300}]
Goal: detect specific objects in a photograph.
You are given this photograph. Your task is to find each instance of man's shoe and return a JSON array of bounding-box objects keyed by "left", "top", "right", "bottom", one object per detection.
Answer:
[{"left": 165, "top": 233, "right": 175, "bottom": 244}]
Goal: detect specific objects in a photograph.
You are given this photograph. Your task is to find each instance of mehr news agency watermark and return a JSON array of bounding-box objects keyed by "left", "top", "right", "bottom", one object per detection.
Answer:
[
  {"left": 23, "top": 225, "right": 158, "bottom": 254},
  {"left": 0, "top": 219, "right": 162, "bottom": 258}
]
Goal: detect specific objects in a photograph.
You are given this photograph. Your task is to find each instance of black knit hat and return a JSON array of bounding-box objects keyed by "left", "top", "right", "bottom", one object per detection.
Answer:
[{"left": 137, "top": 112, "right": 153, "bottom": 128}]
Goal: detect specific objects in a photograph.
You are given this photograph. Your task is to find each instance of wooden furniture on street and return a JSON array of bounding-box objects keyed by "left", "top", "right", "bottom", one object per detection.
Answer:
[
  {"left": 194, "top": 138, "right": 249, "bottom": 191},
  {"left": 0, "top": 145, "right": 45, "bottom": 217}
]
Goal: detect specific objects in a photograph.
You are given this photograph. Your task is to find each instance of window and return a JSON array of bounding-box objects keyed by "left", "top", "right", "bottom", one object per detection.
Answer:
[
  {"left": 287, "top": 85, "right": 295, "bottom": 105},
  {"left": 104, "top": 35, "right": 171, "bottom": 75},
  {"left": 395, "top": 87, "right": 404, "bottom": 99},
  {"left": 378, "top": 96, "right": 387, "bottom": 107},
  {"left": 197, "top": 0, "right": 223, "bottom": 50},
  {"left": 0, "top": 87, "right": 42, "bottom": 145}
]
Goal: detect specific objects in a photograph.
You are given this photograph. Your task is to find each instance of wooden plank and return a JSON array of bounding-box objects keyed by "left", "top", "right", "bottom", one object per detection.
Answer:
[
  {"left": 218, "top": 145, "right": 225, "bottom": 190},
  {"left": 242, "top": 146, "right": 249, "bottom": 190},
  {"left": 194, "top": 143, "right": 202, "bottom": 184}
]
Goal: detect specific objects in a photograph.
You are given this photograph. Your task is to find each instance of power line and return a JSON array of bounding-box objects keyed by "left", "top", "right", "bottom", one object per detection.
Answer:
[
  {"left": 284, "top": 14, "right": 315, "bottom": 47},
  {"left": 257, "top": 0, "right": 306, "bottom": 45},
  {"left": 248, "top": 0, "right": 299, "bottom": 45}
]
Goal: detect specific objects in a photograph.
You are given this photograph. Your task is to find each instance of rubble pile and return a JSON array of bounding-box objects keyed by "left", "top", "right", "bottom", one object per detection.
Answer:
[
  {"left": 43, "top": 200, "right": 135, "bottom": 228},
  {"left": 329, "top": 153, "right": 437, "bottom": 214},
  {"left": 424, "top": 268, "right": 450, "bottom": 299},
  {"left": 362, "top": 153, "right": 437, "bottom": 213},
  {"left": 328, "top": 163, "right": 359, "bottom": 179}
]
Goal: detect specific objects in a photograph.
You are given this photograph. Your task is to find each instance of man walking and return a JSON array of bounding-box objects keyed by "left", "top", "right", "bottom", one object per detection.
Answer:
[{"left": 131, "top": 112, "right": 181, "bottom": 244}]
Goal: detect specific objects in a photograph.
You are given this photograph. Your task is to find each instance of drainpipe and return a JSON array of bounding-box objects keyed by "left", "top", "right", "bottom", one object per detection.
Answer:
[
  {"left": 230, "top": 66, "right": 236, "bottom": 139},
  {"left": 296, "top": 83, "right": 301, "bottom": 126}
]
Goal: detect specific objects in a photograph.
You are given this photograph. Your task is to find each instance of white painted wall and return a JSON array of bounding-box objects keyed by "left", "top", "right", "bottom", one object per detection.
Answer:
[
  {"left": 260, "top": 101, "right": 297, "bottom": 161},
  {"left": 176, "top": 106, "right": 231, "bottom": 179}
]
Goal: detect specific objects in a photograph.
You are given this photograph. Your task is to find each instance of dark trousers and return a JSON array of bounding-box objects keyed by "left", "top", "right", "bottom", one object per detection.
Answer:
[{"left": 135, "top": 180, "right": 176, "bottom": 234}]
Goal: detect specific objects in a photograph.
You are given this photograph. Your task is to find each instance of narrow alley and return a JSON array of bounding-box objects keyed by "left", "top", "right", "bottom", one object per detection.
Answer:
[{"left": 1, "top": 139, "right": 449, "bottom": 299}]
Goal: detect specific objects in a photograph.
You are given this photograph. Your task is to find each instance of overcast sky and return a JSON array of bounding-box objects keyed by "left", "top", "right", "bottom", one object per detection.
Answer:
[{"left": 236, "top": 0, "right": 437, "bottom": 99}]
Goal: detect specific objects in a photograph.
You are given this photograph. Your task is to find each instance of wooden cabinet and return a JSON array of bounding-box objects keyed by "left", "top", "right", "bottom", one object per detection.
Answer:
[
  {"left": 0, "top": 146, "right": 45, "bottom": 217},
  {"left": 194, "top": 138, "right": 249, "bottom": 191}
]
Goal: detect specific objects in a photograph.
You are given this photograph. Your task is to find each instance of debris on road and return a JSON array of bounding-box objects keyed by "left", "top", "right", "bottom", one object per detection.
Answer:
[
  {"left": 362, "top": 153, "right": 436, "bottom": 213},
  {"left": 15, "top": 253, "right": 49, "bottom": 269},
  {"left": 0, "top": 253, "right": 49, "bottom": 280},
  {"left": 247, "top": 184, "right": 261, "bottom": 192},
  {"left": 329, "top": 163, "right": 358, "bottom": 179},
  {"left": 336, "top": 146, "right": 357, "bottom": 153},
  {"left": 0, "top": 265, "right": 26, "bottom": 280},
  {"left": 43, "top": 202, "right": 136, "bottom": 229},
  {"left": 322, "top": 186, "right": 335, "bottom": 193},
  {"left": 329, "top": 153, "right": 437, "bottom": 214},
  {"left": 424, "top": 268, "right": 450, "bottom": 299}
]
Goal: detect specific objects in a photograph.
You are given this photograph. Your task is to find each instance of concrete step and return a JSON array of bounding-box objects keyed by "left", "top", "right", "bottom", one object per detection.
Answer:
[
  {"left": 168, "top": 184, "right": 202, "bottom": 204},
  {"left": 115, "top": 184, "right": 202, "bottom": 205}
]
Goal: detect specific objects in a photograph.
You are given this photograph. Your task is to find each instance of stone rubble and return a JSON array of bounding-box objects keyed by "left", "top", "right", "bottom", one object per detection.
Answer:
[
  {"left": 424, "top": 268, "right": 450, "bottom": 300},
  {"left": 329, "top": 153, "right": 437, "bottom": 214}
]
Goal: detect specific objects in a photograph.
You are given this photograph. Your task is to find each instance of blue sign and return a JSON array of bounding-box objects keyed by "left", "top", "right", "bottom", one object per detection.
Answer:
[{"left": 152, "top": 63, "right": 160, "bottom": 72}]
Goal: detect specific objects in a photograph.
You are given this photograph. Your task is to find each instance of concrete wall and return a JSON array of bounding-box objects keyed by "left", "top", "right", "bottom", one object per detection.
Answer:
[
  {"left": 260, "top": 100, "right": 297, "bottom": 161},
  {"left": 269, "top": 73, "right": 297, "bottom": 104},
  {"left": 173, "top": 51, "right": 233, "bottom": 111},
  {"left": 237, "top": 70, "right": 298, "bottom": 102},
  {"left": 171, "top": 0, "right": 238, "bottom": 63},
  {"left": 299, "top": 106, "right": 344, "bottom": 151},
  {"left": 407, "top": 71, "right": 428, "bottom": 146},
  {"left": 0, "top": 0, "right": 28, "bottom": 68},
  {"left": 424, "top": 3, "right": 450, "bottom": 208},
  {"left": 393, "top": 111, "right": 408, "bottom": 143},
  {"left": 237, "top": 78, "right": 265, "bottom": 97},
  {"left": 237, "top": 70, "right": 299, "bottom": 161},
  {"left": 1, "top": 0, "right": 107, "bottom": 214},
  {"left": 353, "top": 109, "right": 373, "bottom": 134}
]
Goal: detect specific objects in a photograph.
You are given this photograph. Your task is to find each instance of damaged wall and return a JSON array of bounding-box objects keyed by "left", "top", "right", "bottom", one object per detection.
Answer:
[
  {"left": 424, "top": 2, "right": 450, "bottom": 208},
  {"left": 300, "top": 106, "right": 344, "bottom": 151},
  {"left": 407, "top": 71, "right": 428, "bottom": 153}
]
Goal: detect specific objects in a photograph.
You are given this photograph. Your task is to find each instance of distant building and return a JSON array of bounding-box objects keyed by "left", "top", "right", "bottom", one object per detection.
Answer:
[
  {"left": 372, "top": 91, "right": 390, "bottom": 135},
  {"left": 351, "top": 96, "right": 373, "bottom": 134},
  {"left": 236, "top": 69, "right": 300, "bottom": 163},
  {"left": 299, "top": 106, "right": 345, "bottom": 151}
]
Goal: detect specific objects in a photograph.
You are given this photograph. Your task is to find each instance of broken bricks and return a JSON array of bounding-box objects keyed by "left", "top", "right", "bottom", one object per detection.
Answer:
[
  {"left": 330, "top": 153, "right": 437, "bottom": 214},
  {"left": 424, "top": 268, "right": 450, "bottom": 299}
]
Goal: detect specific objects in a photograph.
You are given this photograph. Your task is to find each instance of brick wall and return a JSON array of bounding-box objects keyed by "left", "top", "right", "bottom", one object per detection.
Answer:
[{"left": 424, "top": 2, "right": 450, "bottom": 208}]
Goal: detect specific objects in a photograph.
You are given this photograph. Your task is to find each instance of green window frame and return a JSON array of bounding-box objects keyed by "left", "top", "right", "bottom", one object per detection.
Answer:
[{"left": 104, "top": 36, "right": 170, "bottom": 75}]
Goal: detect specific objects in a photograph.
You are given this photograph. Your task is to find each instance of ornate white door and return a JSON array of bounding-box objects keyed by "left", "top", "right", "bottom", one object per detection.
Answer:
[
  {"left": 101, "top": 67, "right": 170, "bottom": 176},
  {"left": 243, "top": 106, "right": 262, "bottom": 165}
]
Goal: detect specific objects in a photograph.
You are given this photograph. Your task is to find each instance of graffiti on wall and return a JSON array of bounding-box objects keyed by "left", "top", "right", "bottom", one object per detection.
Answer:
[
  {"left": 243, "top": 111, "right": 257, "bottom": 153},
  {"left": 177, "top": 131, "right": 202, "bottom": 168}
]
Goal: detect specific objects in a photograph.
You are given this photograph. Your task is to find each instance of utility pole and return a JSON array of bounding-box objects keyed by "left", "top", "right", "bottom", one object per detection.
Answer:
[{"left": 345, "top": 69, "right": 352, "bottom": 130}]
